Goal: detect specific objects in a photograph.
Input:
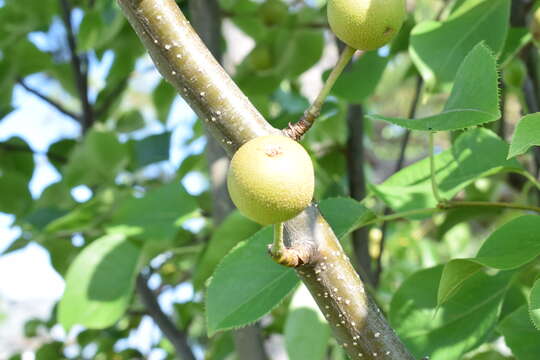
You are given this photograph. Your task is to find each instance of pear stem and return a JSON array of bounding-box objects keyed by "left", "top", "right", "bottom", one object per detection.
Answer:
[
  {"left": 283, "top": 45, "right": 356, "bottom": 140},
  {"left": 270, "top": 222, "right": 285, "bottom": 259}
]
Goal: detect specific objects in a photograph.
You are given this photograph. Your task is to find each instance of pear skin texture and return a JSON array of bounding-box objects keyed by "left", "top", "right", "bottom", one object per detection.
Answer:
[
  {"left": 227, "top": 135, "right": 314, "bottom": 225},
  {"left": 328, "top": 0, "right": 406, "bottom": 51}
]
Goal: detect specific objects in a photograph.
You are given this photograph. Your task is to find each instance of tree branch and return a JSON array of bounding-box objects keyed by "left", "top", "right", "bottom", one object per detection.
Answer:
[
  {"left": 59, "top": 0, "right": 94, "bottom": 133},
  {"left": 17, "top": 78, "right": 80, "bottom": 121},
  {"left": 118, "top": 1, "right": 414, "bottom": 358},
  {"left": 188, "top": 1, "right": 269, "bottom": 359},
  {"left": 136, "top": 274, "right": 196, "bottom": 360},
  {"left": 118, "top": 0, "right": 277, "bottom": 155}
]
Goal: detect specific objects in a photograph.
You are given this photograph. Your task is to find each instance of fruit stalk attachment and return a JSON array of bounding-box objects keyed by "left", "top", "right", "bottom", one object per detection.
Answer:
[{"left": 283, "top": 46, "right": 356, "bottom": 140}]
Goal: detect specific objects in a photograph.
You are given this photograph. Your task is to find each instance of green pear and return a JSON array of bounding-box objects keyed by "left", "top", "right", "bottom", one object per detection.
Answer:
[
  {"left": 327, "top": 0, "right": 407, "bottom": 51},
  {"left": 227, "top": 135, "right": 314, "bottom": 225}
]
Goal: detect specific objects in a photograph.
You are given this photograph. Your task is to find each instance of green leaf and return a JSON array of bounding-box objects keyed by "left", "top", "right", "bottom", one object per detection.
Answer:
[
  {"left": 206, "top": 227, "right": 299, "bottom": 335},
  {"left": 0, "top": 137, "right": 35, "bottom": 181},
  {"left": 232, "top": 15, "right": 267, "bottom": 41},
  {"left": 47, "top": 139, "right": 75, "bottom": 173},
  {"left": 371, "top": 128, "right": 522, "bottom": 213},
  {"left": 498, "top": 305, "right": 540, "bottom": 359},
  {"left": 276, "top": 28, "right": 324, "bottom": 77},
  {"left": 499, "top": 27, "right": 532, "bottom": 67},
  {"left": 0, "top": 171, "right": 33, "bottom": 216},
  {"left": 530, "top": 278, "right": 540, "bottom": 331},
  {"left": 438, "top": 215, "right": 540, "bottom": 306},
  {"left": 109, "top": 181, "right": 198, "bottom": 241},
  {"left": 318, "top": 197, "right": 376, "bottom": 240},
  {"left": 284, "top": 285, "right": 330, "bottom": 360},
  {"left": 64, "top": 129, "right": 128, "bottom": 186},
  {"left": 409, "top": 0, "right": 510, "bottom": 88},
  {"left": 13, "top": 40, "right": 53, "bottom": 76},
  {"left": 193, "top": 211, "right": 260, "bottom": 290},
  {"left": 330, "top": 51, "right": 388, "bottom": 104},
  {"left": 35, "top": 342, "right": 63, "bottom": 360},
  {"left": 58, "top": 234, "right": 142, "bottom": 330},
  {"left": 466, "top": 351, "right": 513, "bottom": 360},
  {"left": 153, "top": 80, "right": 177, "bottom": 124},
  {"left": 129, "top": 132, "right": 171, "bottom": 168},
  {"left": 46, "top": 190, "right": 115, "bottom": 234},
  {"left": 42, "top": 236, "right": 79, "bottom": 275},
  {"left": 475, "top": 215, "right": 540, "bottom": 269},
  {"left": 390, "top": 266, "right": 511, "bottom": 360},
  {"left": 437, "top": 259, "right": 483, "bottom": 307},
  {"left": 508, "top": 113, "right": 540, "bottom": 159},
  {"left": 370, "top": 43, "right": 500, "bottom": 131},
  {"left": 115, "top": 110, "right": 145, "bottom": 133},
  {"left": 78, "top": 5, "right": 125, "bottom": 52},
  {"left": 25, "top": 207, "right": 68, "bottom": 231}
]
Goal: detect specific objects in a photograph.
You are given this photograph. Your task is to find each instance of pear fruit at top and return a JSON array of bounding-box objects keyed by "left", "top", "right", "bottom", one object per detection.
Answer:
[
  {"left": 227, "top": 135, "right": 314, "bottom": 225},
  {"left": 327, "top": 0, "right": 406, "bottom": 51}
]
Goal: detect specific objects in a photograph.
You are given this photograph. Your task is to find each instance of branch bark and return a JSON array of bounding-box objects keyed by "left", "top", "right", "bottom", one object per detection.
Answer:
[
  {"left": 118, "top": 1, "right": 414, "bottom": 358},
  {"left": 136, "top": 274, "right": 196, "bottom": 360},
  {"left": 188, "top": 1, "right": 269, "bottom": 359},
  {"left": 118, "top": 0, "right": 277, "bottom": 156}
]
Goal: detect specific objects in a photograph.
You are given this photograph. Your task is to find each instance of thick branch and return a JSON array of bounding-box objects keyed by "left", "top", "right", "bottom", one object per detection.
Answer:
[
  {"left": 136, "top": 274, "right": 196, "bottom": 360},
  {"left": 119, "top": 1, "right": 414, "bottom": 358},
  {"left": 188, "top": 1, "right": 268, "bottom": 359},
  {"left": 59, "top": 0, "right": 94, "bottom": 132},
  {"left": 346, "top": 104, "right": 376, "bottom": 285},
  {"left": 17, "top": 78, "right": 80, "bottom": 121},
  {"left": 118, "top": 0, "right": 277, "bottom": 155},
  {"left": 286, "top": 206, "right": 414, "bottom": 359}
]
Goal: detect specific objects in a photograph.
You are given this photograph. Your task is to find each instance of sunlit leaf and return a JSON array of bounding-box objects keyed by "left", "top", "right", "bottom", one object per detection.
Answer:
[
  {"left": 409, "top": 0, "right": 510, "bottom": 88},
  {"left": 371, "top": 128, "right": 522, "bottom": 213},
  {"left": 370, "top": 44, "right": 500, "bottom": 131},
  {"left": 391, "top": 266, "right": 511, "bottom": 360},
  {"left": 58, "top": 234, "right": 142, "bottom": 330}
]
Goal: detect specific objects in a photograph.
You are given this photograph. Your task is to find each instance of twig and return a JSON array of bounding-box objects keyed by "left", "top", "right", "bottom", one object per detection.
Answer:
[
  {"left": 136, "top": 273, "right": 196, "bottom": 360},
  {"left": 59, "top": 0, "right": 94, "bottom": 133},
  {"left": 283, "top": 46, "right": 356, "bottom": 140},
  {"left": 360, "top": 200, "right": 540, "bottom": 231},
  {"left": 445, "top": 200, "right": 540, "bottom": 213},
  {"left": 94, "top": 76, "right": 130, "bottom": 120},
  {"left": 17, "top": 78, "right": 80, "bottom": 121},
  {"left": 394, "top": 77, "right": 423, "bottom": 172}
]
